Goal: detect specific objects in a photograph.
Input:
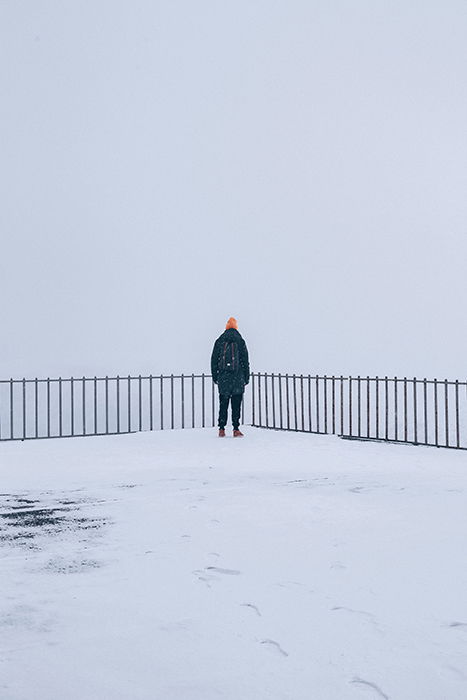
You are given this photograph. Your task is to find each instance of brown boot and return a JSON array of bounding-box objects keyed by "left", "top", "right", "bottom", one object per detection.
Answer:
[
  {"left": 233, "top": 429, "right": 244, "bottom": 437},
  {"left": 218, "top": 428, "right": 225, "bottom": 437}
]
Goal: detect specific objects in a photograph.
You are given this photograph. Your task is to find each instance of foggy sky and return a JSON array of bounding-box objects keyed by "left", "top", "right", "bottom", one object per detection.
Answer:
[{"left": 1, "top": 1, "right": 466, "bottom": 380}]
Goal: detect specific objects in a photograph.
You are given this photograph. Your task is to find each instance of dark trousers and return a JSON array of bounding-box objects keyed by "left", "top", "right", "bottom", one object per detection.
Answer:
[{"left": 218, "top": 394, "right": 243, "bottom": 430}]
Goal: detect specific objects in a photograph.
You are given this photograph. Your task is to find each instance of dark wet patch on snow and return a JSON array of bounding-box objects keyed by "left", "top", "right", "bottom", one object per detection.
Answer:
[{"left": 0, "top": 494, "right": 109, "bottom": 552}]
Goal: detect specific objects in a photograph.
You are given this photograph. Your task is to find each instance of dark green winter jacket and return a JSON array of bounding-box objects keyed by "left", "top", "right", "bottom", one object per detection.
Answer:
[{"left": 211, "top": 328, "right": 250, "bottom": 396}]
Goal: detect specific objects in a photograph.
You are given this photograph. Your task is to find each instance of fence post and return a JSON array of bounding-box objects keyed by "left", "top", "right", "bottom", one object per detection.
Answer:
[
  {"left": 413, "top": 378, "right": 418, "bottom": 445},
  {"left": 445, "top": 379, "right": 449, "bottom": 447},
  {"left": 82, "top": 377, "right": 86, "bottom": 436},
  {"left": 300, "top": 374, "right": 305, "bottom": 432},
  {"left": 331, "top": 376, "right": 336, "bottom": 435},
  {"left": 22, "top": 378, "right": 26, "bottom": 440},
  {"left": 293, "top": 374, "right": 298, "bottom": 431},
  {"left": 59, "top": 377, "right": 63, "bottom": 437},
  {"left": 149, "top": 375, "right": 153, "bottom": 432},
  {"left": 375, "top": 377, "right": 379, "bottom": 439},
  {"left": 94, "top": 376, "right": 98, "bottom": 435},
  {"left": 138, "top": 375, "right": 142, "bottom": 432},
  {"left": 271, "top": 373, "right": 276, "bottom": 428},
  {"left": 201, "top": 373, "right": 205, "bottom": 428},
  {"left": 324, "top": 375, "right": 328, "bottom": 434},
  {"left": 35, "top": 377, "right": 39, "bottom": 438},
  {"left": 265, "top": 373, "right": 269, "bottom": 428},
  {"left": 423, "top": 378, "right": 428, "bottom": 445},
  {"left": 366, "top": 376, "right": 370, "bottom": 438}
]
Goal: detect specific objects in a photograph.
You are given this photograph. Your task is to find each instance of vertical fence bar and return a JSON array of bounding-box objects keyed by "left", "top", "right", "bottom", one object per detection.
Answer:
[
  {"left": 138, "top": 375, "right": 142, "bottom": 432},
  {"left": 265, "top": 373, "right": 269, "bottom": 428},
  {"left": 434, "top": 378, "right": 439, "bottom": 446},
  {"left": 278, "top": 373, "right": 283, "bottom": 429},
  {"left": 94, "top": 377, "right": 98, "bottom": 435},
  {"left": 149, "top": 375, "right": 153, "bottom": 432},
  {"left": 201, "top": 374, "right": 205, "bottom": 428},
  {"left": 82, "top": 377, "right": 86, "bottom": 436},
  {"left": 293, "top": 374, "right": 298, "bottom": 431},
  {"left": 444, "top": 379, "right": 449, "bottom": 447},
  {"left": 340, "top": 376, "right": 344, "bottom": 435},
  {"left": 315, "top": 375, "right": 320, "bottom": 433},
  {"left": 171, "top": 374, "right": 174, "bottom": 430},
  {"left": 394, "top": 377, "right": 398, "bottom": 441},
  {"left": 258, "top": 373, "right": 263, "bottom": 427},
  {"left": 308, "top": 375, "right": 312, "bottom": 432},
  {"left": 70, "top": 377, "right": 75, "bottom": 437},
  {"left": 403, "top": 378, "right": 408, "bottom": 442},
  {"left": 46, "top": 378, "right": 51, "bottom": 438},
  {"left": 272, "top": 373, "right": 276, "bottom": 428},
  {"left": 211, "top": 377, "right": 215, "bottom": 428},
  {"left": 300, "top": 375, "right": 305, "bottom": 431},
  {"left": 384, "top": 376, "right": 388, "bottom": 440},
  {"left": 181, "top": 374, "right": 185, "bottom": 430},
  {"left": 10, "top": 378, "right": 13, "bottom": 439},
  {"left": 22, "top": 378, "right": 26, "bottom": 440},
  {"left": 127, "top": 376, "right": 131, "bottom": 433},
  {"left": 252, "top": 373, "right": 255, "bottom": 426},
  {"left": 375, "top": 377, "right": 379, "bottom": 439},
  {"left": 116, "top": 376, "right": 120, "bottom": 434},
  {"left": 191, "top": 374, "right": 195, "bottom": 429},
  {"left": 455, "top": 380, "right": 460, "bottom": 448},
  {"left": 331, "top": 376, "right": 336, "bottom": 434},
  {"left": 357, "top": 376, "right": 361, "bottom": 437},
  {"left": 160, "top": 375, "right": 164, "bottom": 430},
  {"left": 423, "top": 378, "right": 428, "bottom": 445},
  {"left": 324, "top": 376, "right": 328, "bottom": 434},
  {"left": 285, "top": 374, "right": 290, "bottom": 430},
  {"left": 413, "top": 378, "right": 418, "bottom": 444},
  {"left": 339, "top": 374, "right": 344, "bottom": 435},
  {"left": 59, "top": 377, "right": 63, "bottom": 437},
  {"left": 105, "top": 376, "right": 109, "bottom": 434},
  {"left": 35, "top": 377, "right": 39, "bottom": 438},
  {"left": 349, "top": 377, "right": 352, "bottom": 436},
  {"left": 366, "top": 376, "right": 370, "bottom": 438}
]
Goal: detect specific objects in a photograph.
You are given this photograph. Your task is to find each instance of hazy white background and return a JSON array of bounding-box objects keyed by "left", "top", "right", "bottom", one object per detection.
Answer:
[{"left": 1, "top": 1, "right": 466, "bottom": 379}]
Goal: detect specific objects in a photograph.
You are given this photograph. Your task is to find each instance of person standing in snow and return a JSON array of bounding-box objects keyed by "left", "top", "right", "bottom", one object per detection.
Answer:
[{"left": 211, "top": 317, "right": 250, "bottom": 437}]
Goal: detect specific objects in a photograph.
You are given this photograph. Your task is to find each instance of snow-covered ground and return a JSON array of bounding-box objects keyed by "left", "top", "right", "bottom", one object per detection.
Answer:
[{"left": 1, "top": 428, "right": 466, "bottom": 700}]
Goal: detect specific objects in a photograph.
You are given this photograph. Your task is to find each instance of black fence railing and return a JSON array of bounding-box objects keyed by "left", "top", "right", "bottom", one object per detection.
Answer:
[
  {"left": 1, "top": 372, "right": 466, "bottom": 450},
  {"left": 0, "top": 374, "right": 249, "bottom": 442},
  {"left": 251, "top": 373, "right": 467, "bottom": 450}
]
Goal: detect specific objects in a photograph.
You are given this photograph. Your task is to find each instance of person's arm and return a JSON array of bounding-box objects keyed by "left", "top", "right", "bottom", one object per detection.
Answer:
[
  {"left": 211, "top": 339, "right": 220, "bottom": 383},
  {"left": 241, "top": 340, "right": 250, "bottom": 384}
]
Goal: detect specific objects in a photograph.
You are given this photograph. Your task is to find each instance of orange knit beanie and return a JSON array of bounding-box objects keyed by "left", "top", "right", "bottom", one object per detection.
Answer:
[{"left": 225, "top": 317, "right": 238, "bottom": 330}]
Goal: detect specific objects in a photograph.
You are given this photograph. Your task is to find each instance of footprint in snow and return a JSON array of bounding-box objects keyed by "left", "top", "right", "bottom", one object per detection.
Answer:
[
  {"left": 241, "top": 603, "right": 261, "bottom": 617},
  {"left": 206, "top": 566, "right": 241, "bottom": 576},
  {"left": 260, "top": 639, "right": 288, "bottom": 657},
  {"left": 350, "top": 677, "right": 389, "bottom": 699}
]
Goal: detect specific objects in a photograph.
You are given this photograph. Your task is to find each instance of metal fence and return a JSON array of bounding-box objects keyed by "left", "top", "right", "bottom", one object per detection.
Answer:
[
  {"left": 0, "top": 374, "right": 249, "bottom": 441},
  {"left": 251, "top": 373, "right": 467, "bottom": 450},
  {"left": 2, "top": 372, "right": 467, "bottom": 450}
]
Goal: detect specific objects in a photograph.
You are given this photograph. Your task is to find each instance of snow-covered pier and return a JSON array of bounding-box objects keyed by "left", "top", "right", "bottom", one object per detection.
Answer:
[{"left": 1, "top": 429, "right": 466, "bottom": 699}]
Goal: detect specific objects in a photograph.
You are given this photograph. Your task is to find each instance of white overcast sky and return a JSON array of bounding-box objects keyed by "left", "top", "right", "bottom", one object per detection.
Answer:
[{"left": 1, "top": 1, "right": 466, "bottom": 379}]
